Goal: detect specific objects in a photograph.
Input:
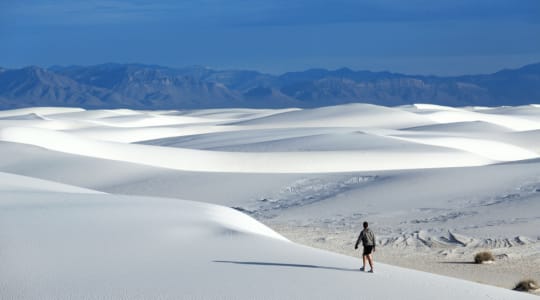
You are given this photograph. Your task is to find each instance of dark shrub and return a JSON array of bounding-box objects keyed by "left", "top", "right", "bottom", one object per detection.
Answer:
[
  {"left": 513, "top": 279, "right": 539, "bottom": 292},
  {"left": 474, "top": 251, "right": 494, "bottom": 264}
]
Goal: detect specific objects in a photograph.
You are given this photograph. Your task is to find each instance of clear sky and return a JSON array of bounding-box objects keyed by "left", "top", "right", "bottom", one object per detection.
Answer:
[{"left": 1, "top": 0, "right": 540, "bottom": 75}]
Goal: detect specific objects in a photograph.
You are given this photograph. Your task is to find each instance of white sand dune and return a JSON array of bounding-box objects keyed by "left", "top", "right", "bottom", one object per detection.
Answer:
[
  {"left": 141, "top": 127, "right": 401, "bottom": 149},
  {"left": 68, "top": 124, "right": 238, "bottom": 143},
  {"left": 0, "top": 141, "right": 178, "bottom": 190},
  {"left": 420, "top": 109, "right": 540, "bottom": 131},
  {"left": 171, "top": 107, "right": 300, "bottom": 121},
  {"left": 387, "top": 134, "right": 539, "bottom": 161},
  {"left": 403, "top": 120, "right": 512, "bottom": 133},
  {"left": 401, "top": 124, "right": 540, "bottom": 157},
  {"left": 2, "top": 103, "right": 540, "bottom": 299},
  {"left": 0, "top": 112, "right": 49, "bottom": 121},
  {"left": 229, "top": 103, "right": 434, "bottom": 129},
  {"left": 0, "top": 171, "right": 103, "bottom": 194},
  {"left": 0, "top": 126, "right": 494, "bottom": 172},
  {"left": 47, "top": 108, "right": 144, "bottom": 119},
  {"left": 473, "top": 105, "right": 540, "bottom": 120},
  {"left": 0, "top": 119, "right": 97, "bottom": 131},
  {"left": 0, "top": 107, "right": 85, "bottom": 118},
  {"left": 1, "top": 190, "right": 536, "bottom": 300},
  {"left": 410, "top": 103, "right": 464, "bottom": 111},
  {"left": 142, "top": 128, "right": 488, "bottom": 156},
  {"left": 502, "top": 130, "right": 540, "bottom": 153},
  {"left": 87, "top": 113, "right": 213, "bottom": 128}
]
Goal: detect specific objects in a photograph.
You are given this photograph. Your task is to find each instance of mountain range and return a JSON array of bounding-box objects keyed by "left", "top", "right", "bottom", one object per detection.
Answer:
[{"left": 1, "top": 62, "right": 539, "bottom": 109}]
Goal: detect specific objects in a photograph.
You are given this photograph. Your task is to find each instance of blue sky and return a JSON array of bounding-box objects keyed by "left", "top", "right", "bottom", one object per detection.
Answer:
[{"left": 1, "top": 0, "right": 540, "bottom": 75}]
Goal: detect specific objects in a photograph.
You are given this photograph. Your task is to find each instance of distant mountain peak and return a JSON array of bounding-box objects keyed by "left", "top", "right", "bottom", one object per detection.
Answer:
[{"left": 1, "top": 62, "right": 539, "bottom": 109}]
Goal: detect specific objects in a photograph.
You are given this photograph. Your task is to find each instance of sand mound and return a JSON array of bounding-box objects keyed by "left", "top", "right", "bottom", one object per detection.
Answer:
[
  {"left": 229, "top": 103, "right": 433, "bottom": 129},
  {"left": 1, "top": 191, "right": 536, "bottom": 299},
  {"left": 0, "top": 126, "right": 493, "bottom": 173}
]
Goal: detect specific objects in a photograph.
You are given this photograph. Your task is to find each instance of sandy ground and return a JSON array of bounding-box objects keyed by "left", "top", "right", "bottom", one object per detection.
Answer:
[
  {"left": 2, "top": 104, "right": 540, "bottom": 298},
  {"left": 269, "top": 223, "right": 540, "bottom": 295}
]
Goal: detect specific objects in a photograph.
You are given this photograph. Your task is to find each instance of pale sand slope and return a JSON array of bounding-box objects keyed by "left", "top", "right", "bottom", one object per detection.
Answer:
[
  {"left": 1, "top": 185, "right": 536, "bottom": 299},
  {"left": 0, "top": 171, "right": 103, "bottom": 194},
  {"left": 1, "top": 103, "right": 540, "bottom": 295},
  {"left": 2, "top": 142, "right": 538, "bottom": 292},
  {"left": 0, "top": 126, "right": 496, "bottom": 172}
]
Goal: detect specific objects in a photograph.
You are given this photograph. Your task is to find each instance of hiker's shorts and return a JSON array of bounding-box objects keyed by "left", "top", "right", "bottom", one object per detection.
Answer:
[{"left": 363, "top": 246, "right": 374, "bottom": 255}]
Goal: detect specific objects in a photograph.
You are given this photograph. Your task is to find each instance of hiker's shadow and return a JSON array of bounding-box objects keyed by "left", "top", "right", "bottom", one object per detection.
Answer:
[{"left": 213, "top": 260, "right": 359, "bottom": 272}]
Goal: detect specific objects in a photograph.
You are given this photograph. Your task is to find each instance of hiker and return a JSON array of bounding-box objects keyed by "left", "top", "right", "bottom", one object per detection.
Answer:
[{"left": 355, "top": 221, "right": 376, "bottom": 273}]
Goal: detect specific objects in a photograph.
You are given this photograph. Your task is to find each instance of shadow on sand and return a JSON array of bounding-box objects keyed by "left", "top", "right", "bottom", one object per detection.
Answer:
[
  {"left": 213, "top": 260, "right": 360, "bottom": 272},
  {"left": 438, "top": 261, "right": 476, "bottom": 265}
]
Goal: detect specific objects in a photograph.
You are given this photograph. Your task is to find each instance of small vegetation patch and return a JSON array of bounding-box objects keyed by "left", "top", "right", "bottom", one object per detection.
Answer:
[
  {"left": 474, "top": 251, "right": 495, "bottom": 264},
  {"left": 513, "top": 279, "right": 539, "bottom": 292}
]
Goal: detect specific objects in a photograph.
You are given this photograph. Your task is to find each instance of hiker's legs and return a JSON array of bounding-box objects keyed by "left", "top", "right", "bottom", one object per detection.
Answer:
[
  {"left": 362, "top": 254, "right": 367, "bottom": 268},
  {"left": 367, "top": 254, "right": 374, "bottom": 270}
]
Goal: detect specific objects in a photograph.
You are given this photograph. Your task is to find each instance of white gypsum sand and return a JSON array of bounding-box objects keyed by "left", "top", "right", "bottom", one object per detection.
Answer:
[
  {"left": 2, "top": 189, "right": 537, "bottom": 300},
  {"left": 1, "top": 103, "right": 540, "bottom": 299}
]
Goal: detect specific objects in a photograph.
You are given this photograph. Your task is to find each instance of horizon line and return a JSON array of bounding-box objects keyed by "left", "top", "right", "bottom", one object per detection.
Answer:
[{"left": 2, "top": 61, "right": 539, "bottom": 78}]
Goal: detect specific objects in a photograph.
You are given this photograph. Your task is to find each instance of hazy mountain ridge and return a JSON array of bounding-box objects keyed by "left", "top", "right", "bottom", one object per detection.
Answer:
[{"left": 1, "top": 63, "right": 539, "bottom": 109}]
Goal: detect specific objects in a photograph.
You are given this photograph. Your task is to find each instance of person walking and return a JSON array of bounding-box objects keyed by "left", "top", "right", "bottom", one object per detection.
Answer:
[{"left": 355, "top": 221, "right": 376, "bottom": 273}]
